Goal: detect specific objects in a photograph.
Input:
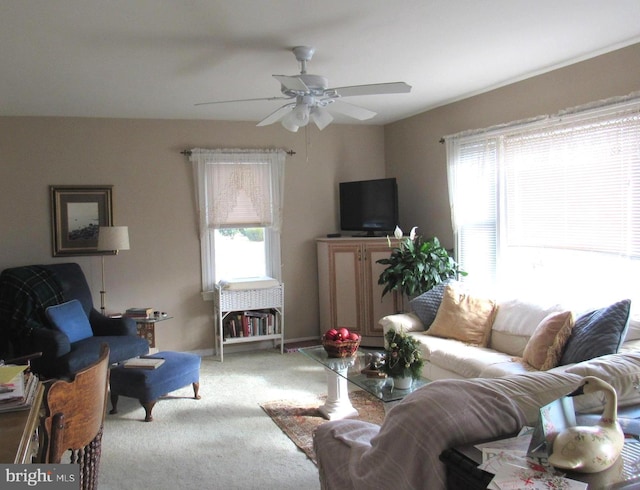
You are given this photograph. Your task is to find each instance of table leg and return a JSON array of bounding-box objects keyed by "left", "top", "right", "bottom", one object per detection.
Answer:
[{"left": 318, "top": 366, "right": 359, "bottom": 420}]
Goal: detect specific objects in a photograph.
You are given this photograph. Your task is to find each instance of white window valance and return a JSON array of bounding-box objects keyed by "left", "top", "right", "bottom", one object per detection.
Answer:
[{"left": 189, "top": 148, "right": 286, "bottom": 231}]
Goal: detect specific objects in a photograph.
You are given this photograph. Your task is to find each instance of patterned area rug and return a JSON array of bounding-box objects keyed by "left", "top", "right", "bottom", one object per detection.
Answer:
[{"left": 261, "top": 390, "right": 385, "bottom": 464}]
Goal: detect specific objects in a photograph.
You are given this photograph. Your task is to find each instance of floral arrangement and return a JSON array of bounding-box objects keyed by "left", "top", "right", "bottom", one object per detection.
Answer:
[
  {"left": 382, "top": 327, "right": 424, "bottom": 380},
  {"left": 377, "top": 225, "right": 465, "bottom": 299}
]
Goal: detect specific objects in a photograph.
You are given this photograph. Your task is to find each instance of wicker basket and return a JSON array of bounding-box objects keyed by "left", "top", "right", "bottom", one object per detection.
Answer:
[{"left": 322, "top": 336, "right": 361, "bottom": 358}]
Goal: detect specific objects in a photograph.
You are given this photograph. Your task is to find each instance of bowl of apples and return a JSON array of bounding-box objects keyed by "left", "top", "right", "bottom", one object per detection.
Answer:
[{"left": 322, "top": 327, "right": 361, "bottom": 358}]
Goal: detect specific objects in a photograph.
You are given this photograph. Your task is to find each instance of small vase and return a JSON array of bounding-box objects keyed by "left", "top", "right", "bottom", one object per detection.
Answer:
[{"left": 393, "top": 375, "right": 413, "bottom": 390}]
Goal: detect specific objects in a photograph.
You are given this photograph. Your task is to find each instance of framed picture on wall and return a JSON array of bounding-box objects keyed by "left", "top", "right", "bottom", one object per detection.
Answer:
[{"left": 50, "top": 185, "right": 114, "bottom": 257}]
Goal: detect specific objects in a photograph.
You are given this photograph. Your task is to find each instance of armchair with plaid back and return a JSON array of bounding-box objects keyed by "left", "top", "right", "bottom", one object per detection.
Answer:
[{"left": 0, "top": 263, "right": 148, "bottom": 378}]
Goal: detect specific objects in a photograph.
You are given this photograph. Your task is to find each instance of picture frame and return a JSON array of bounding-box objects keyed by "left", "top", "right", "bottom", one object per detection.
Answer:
[
  {"left": 50, "top": 185, "right": 114, "bottom": 257},
  {"left": 527, "top": 395, "right": 576, "bottom": 460}
]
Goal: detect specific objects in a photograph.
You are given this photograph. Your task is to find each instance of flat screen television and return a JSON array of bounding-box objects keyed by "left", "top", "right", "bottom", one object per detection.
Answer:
[{"left": 339, "top": 178, "right": 399, "bottom": 236}]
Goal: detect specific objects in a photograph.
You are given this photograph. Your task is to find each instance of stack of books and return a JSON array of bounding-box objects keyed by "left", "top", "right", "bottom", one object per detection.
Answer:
[
  {"left": 223, "top": 309, "right": 278, "bottom": 339},
  {"left": 124, "top": 307, "right": 154, "bottom": 319},
  {"left": 0, "top": 367, "right": 39, "bottom": 413}
]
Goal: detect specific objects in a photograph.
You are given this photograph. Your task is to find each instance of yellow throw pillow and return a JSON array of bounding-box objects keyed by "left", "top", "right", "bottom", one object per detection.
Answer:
[
  {"left": 427, "top": 284, "right": 497, "bottom": 346},
  {"left": 523, "top": 311, "right": 574, "bottom": 370}
]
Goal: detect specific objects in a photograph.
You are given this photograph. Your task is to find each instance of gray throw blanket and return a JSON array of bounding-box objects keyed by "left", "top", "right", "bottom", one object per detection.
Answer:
[{"left": 313, "top": 379, "right": 527, "bottom": 490}]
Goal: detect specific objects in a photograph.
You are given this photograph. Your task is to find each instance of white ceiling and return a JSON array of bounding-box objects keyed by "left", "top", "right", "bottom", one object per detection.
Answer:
[{"left": 2, "top": 0, "right": 640, "bottom": 126}]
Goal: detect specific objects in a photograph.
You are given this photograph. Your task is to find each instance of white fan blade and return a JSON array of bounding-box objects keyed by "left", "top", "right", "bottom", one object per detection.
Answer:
[
  {"left": 256, "top": 103, "right": 295, "bottom": 126},
  {"left": 273, "top": 75, "right": 309, "bottom": 92},
  {"left": 310, "top": 106, "right": 333, "bottom": 130},
  {"left": 332, "top": 82, "right": 411, "bottom": 98},
  {"left": 195, "top": 96, "right": 290, "bottom": 107},
  {"left": 328, "top": 100, "right": 376, "bottom": 121}
]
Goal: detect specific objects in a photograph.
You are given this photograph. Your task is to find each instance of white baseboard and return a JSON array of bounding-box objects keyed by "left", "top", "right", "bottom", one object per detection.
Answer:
[{"left": 161, "top": 336, "right": 322, "bottom": 359}]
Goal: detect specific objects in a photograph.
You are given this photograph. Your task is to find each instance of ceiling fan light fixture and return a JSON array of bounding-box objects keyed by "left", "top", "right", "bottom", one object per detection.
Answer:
[
  {"left": 292, "top": 103, "right": 310, "bottom": 126},
  {"left": 281, "top": 116, "right": 299, "bottom": 132},
  {"left": 281, "top": 102, "right": 310, "bottom": 132}
]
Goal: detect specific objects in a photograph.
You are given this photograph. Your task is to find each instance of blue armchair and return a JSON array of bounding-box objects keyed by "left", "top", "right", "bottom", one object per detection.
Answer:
[{"left": 0, "top": 263, "right": 149, "bottom": 378}]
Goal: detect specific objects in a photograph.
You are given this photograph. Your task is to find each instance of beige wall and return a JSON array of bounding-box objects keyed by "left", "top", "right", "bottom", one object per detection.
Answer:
[
  {"left": 0, "top": 118, "right": 385, "bottom": 352},
  {"left": 385, "top": 42, "right": 640, "bottom": 251},
  {"left": 3, "top": 42, "right": 639, "bottom": 353}
]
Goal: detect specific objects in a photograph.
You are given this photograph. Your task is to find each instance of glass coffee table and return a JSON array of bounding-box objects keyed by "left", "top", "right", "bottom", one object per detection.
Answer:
[{"left": 299, "top": 346, "right": 430, "bottom": 420}]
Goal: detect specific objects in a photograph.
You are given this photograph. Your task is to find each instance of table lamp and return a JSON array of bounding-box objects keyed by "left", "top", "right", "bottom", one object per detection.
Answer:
[{"left": 97, "top": 226, "right": 130, "bottom": 314}]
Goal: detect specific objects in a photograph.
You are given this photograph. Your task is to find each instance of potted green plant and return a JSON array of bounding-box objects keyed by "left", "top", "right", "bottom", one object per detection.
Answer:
[
  {"left": 377, "top": 226, "right": 466, "bottom": 300},
  {"left": 382, "top": 327, "right": 424, "bottom": 389}
]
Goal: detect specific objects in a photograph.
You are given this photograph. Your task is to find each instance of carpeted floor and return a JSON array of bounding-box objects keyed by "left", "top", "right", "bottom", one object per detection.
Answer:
[
  {"left": 261, "top": 390, "right": 385, "bottom": 464},
  {"left": 99, "top": 350, "right": 331, "bottom": 490},
  {"left": 281, "top": 339, "right": 322, "bottom": 353}
]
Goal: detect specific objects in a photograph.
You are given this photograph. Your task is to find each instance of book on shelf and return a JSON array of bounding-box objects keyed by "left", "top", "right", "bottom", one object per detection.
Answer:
[
  {"left": 223, "top": 309, "right": 278, "bottom": 339},
  {"left": 123, "top": 357, "right": 165, "bottom": 369}
]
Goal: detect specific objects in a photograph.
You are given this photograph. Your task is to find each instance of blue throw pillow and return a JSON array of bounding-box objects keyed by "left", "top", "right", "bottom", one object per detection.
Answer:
[
  {"left": 408, "top": 280, "right": 452, "bottom": 329},
  {"left": 560, "top": 299, "right": 631, "bottom": 365},
  {"left": 46, "top": 299, "right": 93, "bottom": 343}
]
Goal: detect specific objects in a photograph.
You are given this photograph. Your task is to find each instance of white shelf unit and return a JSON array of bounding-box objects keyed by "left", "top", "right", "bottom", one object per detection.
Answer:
[{"left": 213, "top": 283, "right": 284, "bottom": 361}]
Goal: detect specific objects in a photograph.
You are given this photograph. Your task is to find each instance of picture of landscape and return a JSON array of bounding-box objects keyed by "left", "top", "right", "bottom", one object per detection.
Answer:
[{"left": 67, "top": 202, "right": 100, "bottom": 241}]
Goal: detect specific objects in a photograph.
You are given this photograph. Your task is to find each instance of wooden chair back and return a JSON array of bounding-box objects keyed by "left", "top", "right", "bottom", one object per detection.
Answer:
[{"left": 40, "top": 344, "right": 110, "bottom": 489}]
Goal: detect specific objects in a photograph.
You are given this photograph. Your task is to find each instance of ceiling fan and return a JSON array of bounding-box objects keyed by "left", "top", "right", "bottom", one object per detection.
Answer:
[{"left": 195, "top": 46, "right": 412, "bottom": 132}]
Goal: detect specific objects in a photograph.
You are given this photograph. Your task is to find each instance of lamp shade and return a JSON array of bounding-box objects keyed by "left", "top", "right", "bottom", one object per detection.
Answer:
[{"left": 97, "top": 226, "right": 130, "bottom": 251}]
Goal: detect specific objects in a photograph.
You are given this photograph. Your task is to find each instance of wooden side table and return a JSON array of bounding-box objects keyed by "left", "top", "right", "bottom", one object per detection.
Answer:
[
  {"left": 133, "top": 315, "right": 173, "bottom": 349},
  {"left": 0, "top": 382, "right": 44, "bottom": 463},
  {"left": 440, "top": 436, "right": 640, "bottom": 489}
]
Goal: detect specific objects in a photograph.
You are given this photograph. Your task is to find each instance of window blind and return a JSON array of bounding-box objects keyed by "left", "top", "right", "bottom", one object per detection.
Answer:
[
  {"left": 447, "top": 97, "right": 640, "bottom": 306},
  {"left": 503, "top": 110, "right": 640, "bottom": 258}
]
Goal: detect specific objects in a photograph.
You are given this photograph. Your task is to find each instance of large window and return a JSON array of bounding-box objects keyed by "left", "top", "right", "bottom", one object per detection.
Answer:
[
  {"left": 190, "top": 149, "right": 286, "bottom": 296},
  {"left": 446, "top": 97, "right": 640, "bottom": 311}
]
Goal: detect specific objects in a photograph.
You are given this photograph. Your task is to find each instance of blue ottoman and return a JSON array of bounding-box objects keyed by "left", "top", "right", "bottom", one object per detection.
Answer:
[{"left": 109, "top": 351, "right": 201, "bottom": 422}]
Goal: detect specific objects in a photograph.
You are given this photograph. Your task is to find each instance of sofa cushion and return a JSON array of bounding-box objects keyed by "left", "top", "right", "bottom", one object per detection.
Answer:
[
  {"left": 522, "top": 311, "right": 574, "bottom": 370},
  {"left": 560, "top": 299, "right": 631, "bottom": 365},
  {"left": 489, "top": 299, "right": 565, "bottom": 357},
  {"left": 488, "top": 331, "right": 530, "bottom": 358},
  {"left": 492, "top": 299, "right": 565, "bottom": 337},
  {"left": 45, "top": 299, "right": 93, "bottom": 343},
  {"left": 408, "top": 280, "right": 451, "bottom": 328},
  {"left": 427, "top": 284, "right": 497, "bottom": 347},
  {"left": 410, "top": 331, "right": 458, "bottom": 361},
  {"left": 429, "top": 346, "right": 515, "bottom": 378},
  {"left": 57, "top": 335, "right": 150, "bottom": 375}
]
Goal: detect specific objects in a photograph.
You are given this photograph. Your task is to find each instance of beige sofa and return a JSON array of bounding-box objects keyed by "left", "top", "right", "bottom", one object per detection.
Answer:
[{"left": 379, "top": 285, "right": 640, "bottom": 381}]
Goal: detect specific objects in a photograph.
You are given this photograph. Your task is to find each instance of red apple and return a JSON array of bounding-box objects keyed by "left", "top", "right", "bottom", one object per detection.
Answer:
[
  {"left": 349, "top": 332, "right": 360, "bottom": 341},
  {"left": 338, "top": 327, "right": 350, "bottom": 340},
  {"left": 325, "top": 328, "right": 338, "bottom": 340}
]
